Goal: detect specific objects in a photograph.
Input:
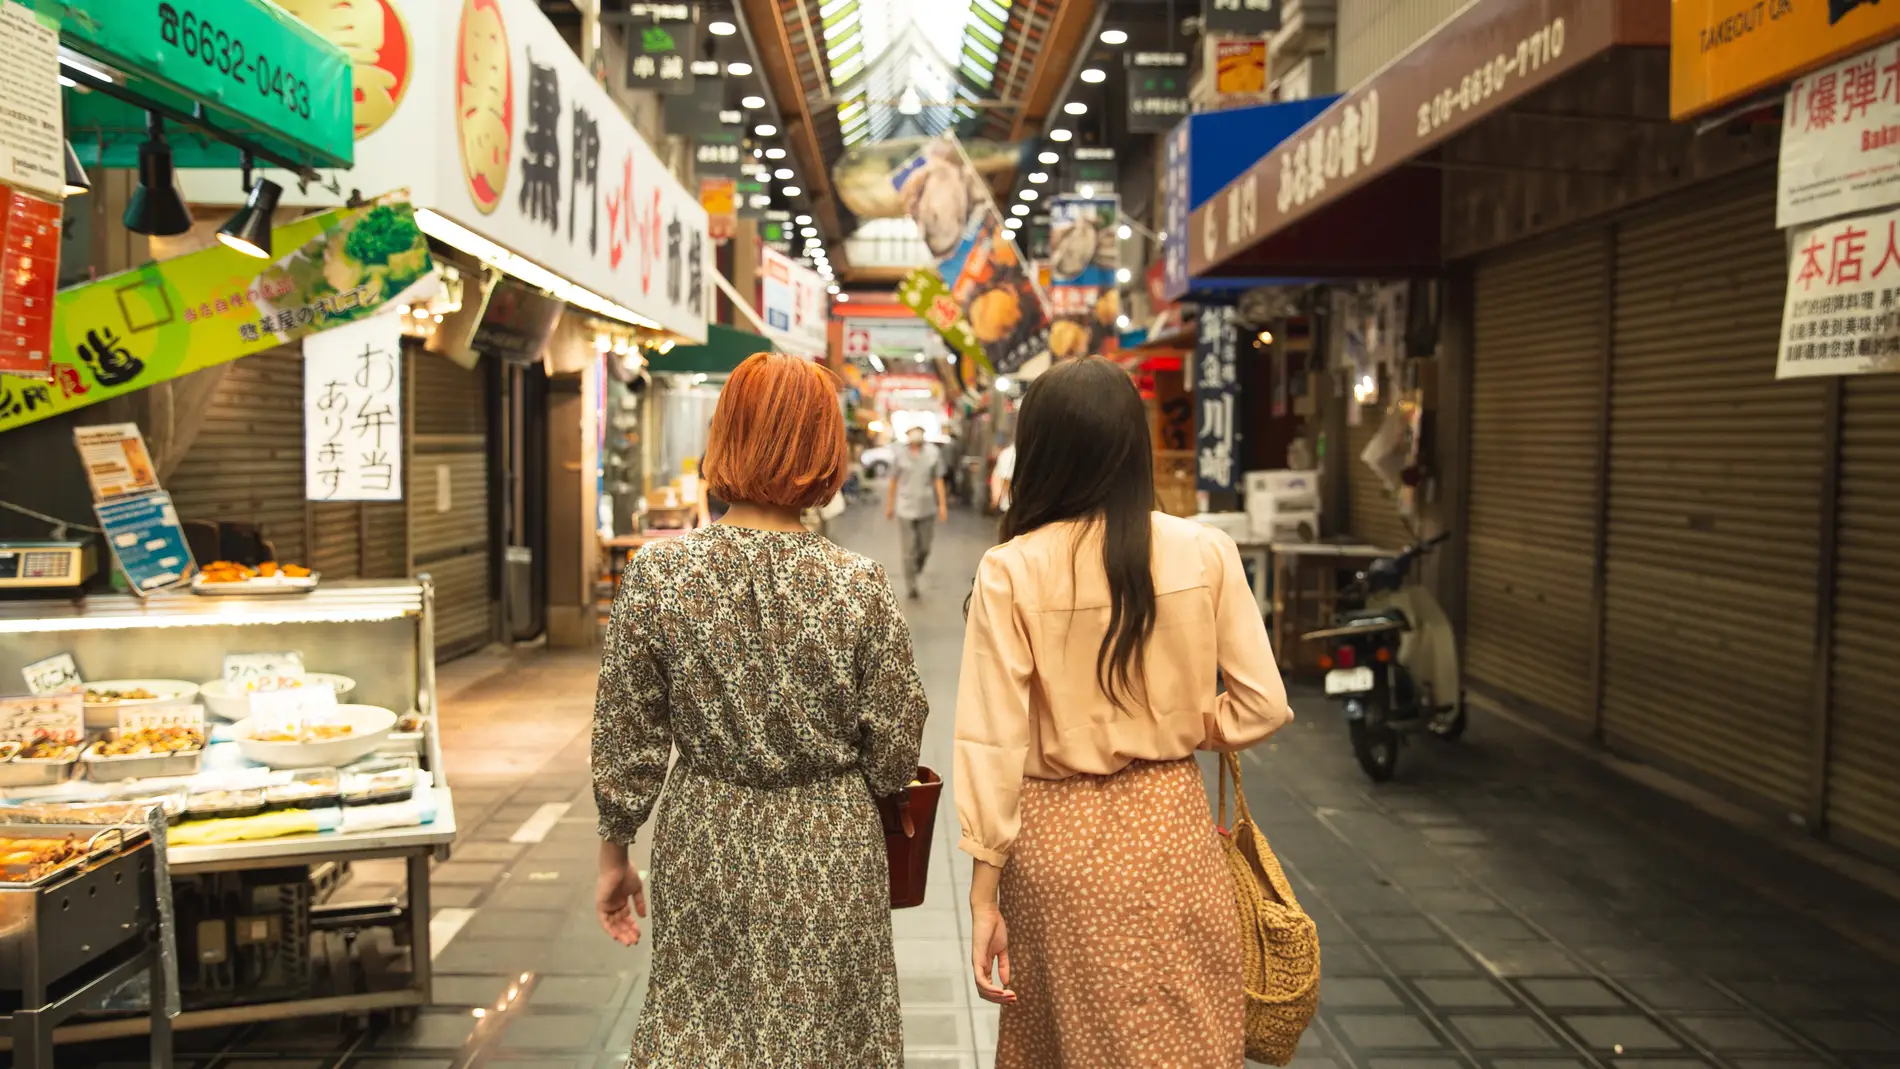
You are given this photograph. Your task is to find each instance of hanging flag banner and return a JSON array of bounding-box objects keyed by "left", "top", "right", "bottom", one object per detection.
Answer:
[
  {"left": 1195, "top": 306, "right": 1240, "bottom": 493},
  {"left": 897, "top": 268, "right": 988, "bottom": 370},
  {"left": 0, "top": 197, "right": 434, "bottom": 434},
  {"left": 305, "top": 313, "right": 406, "bottom": 501},
  {"left": 952, "top": 215, "right": 1051, "bottom": 375},
  {"left": 1778, "top": 40, "right": 1900, "bottom": 229},
  {"left": 894, "top": 135, "right": 994, "bottom": 287},
  {"left": 1777, "top": 202, "right": 1900, "bottom": 378},
  {"left": 1045, "top": 194, "right": 1121, "bottom": 360},
  {"left": 759, "top": 247, "right": 828, "bottom": 355},
  {"left": 700, "top": 177, "right": 737, "bottom": 241}
]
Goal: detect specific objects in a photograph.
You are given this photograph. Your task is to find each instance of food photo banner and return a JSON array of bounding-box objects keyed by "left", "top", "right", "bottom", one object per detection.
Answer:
[
  {"left": 0, "top": 198, "right": 433, "bottom": 434},
  {"left": 1044, "top": 194, "right": 1121, "bottom": 361}
]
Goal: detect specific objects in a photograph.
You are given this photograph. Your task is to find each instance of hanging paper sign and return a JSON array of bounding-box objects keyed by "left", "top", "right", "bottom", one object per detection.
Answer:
[
  {"left": 1195, "top": 306, "right": 1240, "bottom": 492},
  {"left": 1777, "top": 203, "right": 1900, "bottom": 378},
  {"left": 1778, "top": 40, "right": 1900, "bottom": 229},
  {"left": 0, "top": 693, "right": 83, "bottom": 747},
  {"left": 223, "top": 652, "right": 308, "bottom": 683},
  {"left": 0, "top": 3, "right": 65, "bottom": 198},
  {"left": 759, "top": 247, "right": 827, "bottom": 355},
  {"left": 73, "top": 423, "right": 161, "bottom": 501},
  {"left": 0, "top": 189, "right": 60, "bottom": 379},
  {"left": 21, "top": 654, "right": 81, "bottom": 696},
  {"left": 304, "top": 313, "right": 405, "bottom": 501},
  {"left": 95, "top": 491, "right": 196, "bottom": 594},
  {"left": 0, "top": 197, "right": 432, "bottom": 434}
]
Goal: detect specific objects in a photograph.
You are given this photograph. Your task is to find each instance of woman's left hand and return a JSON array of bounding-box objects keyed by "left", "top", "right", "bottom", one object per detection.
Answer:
[{"left": 596, "top": 843, "right": 648, "bottom": 946}]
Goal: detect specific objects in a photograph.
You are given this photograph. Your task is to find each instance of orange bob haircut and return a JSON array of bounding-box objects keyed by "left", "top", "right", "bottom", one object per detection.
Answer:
[{"left": 702, "top": 352, "right": 848, "bottom": 512}]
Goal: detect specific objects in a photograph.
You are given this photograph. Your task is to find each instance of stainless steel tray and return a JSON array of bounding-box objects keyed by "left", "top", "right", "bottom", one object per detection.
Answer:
[
  {"left": 0, "top": 755, "right": 78, "bottom": 790},
  {"left": 0, "top": 824, "right": 143, "bottom": 888},
  {"left": 81, "top": 745, "right": 204, "bottom": 782}
]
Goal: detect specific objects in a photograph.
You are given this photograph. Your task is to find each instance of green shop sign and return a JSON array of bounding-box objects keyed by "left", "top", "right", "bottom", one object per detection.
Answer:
[
  {"left": 896, "top": 269, "right": 991, "bottom": 372},
  {"left": 0, "top": 197, "right": 433, "bottom": 433},
  {"left": 28, "top": 0, "right": 353, "bottom": 170}
]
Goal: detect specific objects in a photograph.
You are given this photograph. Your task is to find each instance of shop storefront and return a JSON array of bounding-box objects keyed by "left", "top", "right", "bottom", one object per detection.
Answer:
[{"left": 1187, "top": 0, "right": 1900, "bottom": 861}]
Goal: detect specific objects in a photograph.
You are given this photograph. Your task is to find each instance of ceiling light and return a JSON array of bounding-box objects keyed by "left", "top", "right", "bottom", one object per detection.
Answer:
[
  {"left": 742, "top": 94, "right": 765, "bottom": 108},
  {"left": 1101, "top": 28, "right": 1128, "bottom": 44},
  {"left": 62, "top": 140, "right": 90, "bottom": 197},
  {"left": 837, "top": 293, "right": 849, "bottom": 302},
  {"left": 898, "top": 85, "right": 923, "bottom": 116},
  {"left": 1011, "top": 204, "right": 1029, "bottom": 217},
  {"left": 728, "top": 62, "right": 753, "bottom": 76},
  {"left": 1081, "top": 68, "right": 1106, "bottom": 83},
  {"left": 752, "top": 148, "right": 763, "bottom": 158},
  {"left": 122, "top": 114, "right": 192, "bottom": 237},
  {"left": 1116, "top": 267, "right": 1132, "bottom": 283},
  {"left": 794, "top": 214, "right": 812, "bottom": 225},
  {"left": 1118, "top": 223, "right": 1133, "bottom": 240},
  {"left": 1257, "top": 330, "right": 1275, "bottom": 345},
  {"left": 782, "top": 185, "right": 801, "bottom": 196},
  {"left": 217, "top": 177, "right": 283, "bottom": 258},
  {"left": 1049, "top": 128, "right": 1073, "bottom": 142},
  {"left": 1028, "top": 171, "right": 1047, "bottom": 183},
  {"left": 755, "top": 123, "right": 777, "bottom": 136},
  {"left": 1117, "top": 314, "right": 1131, "bottom": 330},
  {"left": 749, "top": 193, "right": 771, "bottom": 208},
  {"left": 1078, "top": 184, "right": 1095, "bottom": 198},
  {"left": 775, "top": 168, "right": 795, "bottom": 180},
  {"left": 827, "top": 284, "right": 840, "bottom": 294},
  {"left": 766, "top": 147, "right": 787, "bottom": 159},
  {"left": 799, "top": 226, "right": 816, "bottom": 237},
  {"left": 1064, "top": 101, "right": 1087, "bottom": 115},
  {"left": 1004, "top": 217, "right": 1022, "bottom": 229},
  {"left": 1019, "top": 188, "right": 1038, "bottom": 201},
  {"left": 709, "top": 19, "right": 737, "bottom": 35}
]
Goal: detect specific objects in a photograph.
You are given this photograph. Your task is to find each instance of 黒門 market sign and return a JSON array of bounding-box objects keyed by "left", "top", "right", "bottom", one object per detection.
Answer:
[{"left": 0, "top": 199, "right": 434, "bottom": 433}]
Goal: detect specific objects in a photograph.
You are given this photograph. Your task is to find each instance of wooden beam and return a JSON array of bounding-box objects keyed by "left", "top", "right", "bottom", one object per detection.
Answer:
[
  {"left": 1007, "top": 0, "right": 1097, "bottom": 143},
  {"left": 736, "top": 0, "right": 853, "bottom": 269}
]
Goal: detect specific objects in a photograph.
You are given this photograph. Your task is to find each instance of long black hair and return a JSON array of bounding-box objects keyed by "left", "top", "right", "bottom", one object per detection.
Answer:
[{"left": 1001, "top": 357, "right": 1157, "bottom": 705}]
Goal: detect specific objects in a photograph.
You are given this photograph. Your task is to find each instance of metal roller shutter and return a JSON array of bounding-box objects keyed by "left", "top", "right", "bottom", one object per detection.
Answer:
[
  {"left": 1346, "top": 411, "right": 1411, "bottom": 553},
  {"left": 1465, "top": 231, "right": 1607, "bottom": 726},
  {"left": 1602, "top": 176, "right": 1826, "bottom": 814},
  {"left": 309, "top": 503, "right": 361, "bottom": 578},
  {"left": 411, "top": 351, "right": 493, "bottom": 658},
  {"left": 168, "top": 349, "right": 308, "bottom": 567},
  {"left": 1827, "top": 375, "right": 1900, "bottom": 854}
]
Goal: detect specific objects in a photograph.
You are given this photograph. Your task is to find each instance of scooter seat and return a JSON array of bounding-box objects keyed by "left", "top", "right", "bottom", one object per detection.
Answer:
[{"left": 1342, "top": 607, "right": 1408, "bottom": 628}]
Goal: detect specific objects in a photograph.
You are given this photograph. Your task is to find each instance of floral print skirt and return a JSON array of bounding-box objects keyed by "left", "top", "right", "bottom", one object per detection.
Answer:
[
  {"left": 626, "top": 766, "right": 901, "bottom": 1069},
  {"left": 997, "top": 758, "right": 1245, "bottom": 1069}
]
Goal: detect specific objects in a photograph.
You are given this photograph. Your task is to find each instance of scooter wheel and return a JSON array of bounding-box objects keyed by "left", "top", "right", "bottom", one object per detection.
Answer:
[
  {"left": 1349, "top": 720, "right": 1399, "bottom": 781},
  {"left": 1428, "top": 703, "right": 1468, "bottom": 742}
]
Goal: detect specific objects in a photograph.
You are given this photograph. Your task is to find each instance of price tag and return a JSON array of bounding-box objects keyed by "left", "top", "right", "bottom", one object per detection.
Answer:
[
  {"left": 223, "top": 651, "right": 306, "bottom": 683},
  {"left": 118, "top": 702, "right": 207, "bottom": 734},
  {"left": 21, "top": 653, "right": 82, "bottom": 695},
  {"left": 247, "top": 683, "right": 337, "bottom": 728},
  {"left": 0, "top": 693, "right": 84, "bottom": 746}
]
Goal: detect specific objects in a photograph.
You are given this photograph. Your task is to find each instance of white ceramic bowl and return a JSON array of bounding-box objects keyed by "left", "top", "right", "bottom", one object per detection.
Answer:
[
  {"left": 232, "top": 704, "right": 398, "bottom": 770},
  {"left": 82, "top": 680, "right": 201, "bottom": 729},
  {"left": 197, "top": 674, "right": 358, "bottom": 721}
]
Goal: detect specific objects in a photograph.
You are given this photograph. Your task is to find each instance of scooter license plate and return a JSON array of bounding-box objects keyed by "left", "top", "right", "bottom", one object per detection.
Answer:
[{"left": 1325, "top": 667, "right": 1375, "bottom": 695}]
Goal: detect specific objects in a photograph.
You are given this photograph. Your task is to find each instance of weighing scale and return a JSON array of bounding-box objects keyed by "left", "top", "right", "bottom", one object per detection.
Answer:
[{"left": 0, "top": 540, "right": 98, "bottom": 592}]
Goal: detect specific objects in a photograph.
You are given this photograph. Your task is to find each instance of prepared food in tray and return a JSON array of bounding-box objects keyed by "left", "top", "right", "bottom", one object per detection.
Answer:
[
  {"left": 342, "top": 759, "right": 417, "bottom": 807},
  {"left": 84, "top": 686, "right": 158, "bottom": 704},
  {"left": 0, "top": 834, "right": 80, "bottom": 883},
  {"left": 88, "top": 725, "right": 205, "bottom": 757},
  {"left": 18, "top": 731, "right": 80, "bottom": 763},
  {"left": 250, "top": 721, "right": 355, "bottom": 744},
  {"left": 192, "top": 560, "right": 318, "bottom": 595},
  {"left": 184, "top": 788, "right": 268, "bottom": 821},
  {"left": 264, "top": 769, "right": 341, "bottom": 811}
]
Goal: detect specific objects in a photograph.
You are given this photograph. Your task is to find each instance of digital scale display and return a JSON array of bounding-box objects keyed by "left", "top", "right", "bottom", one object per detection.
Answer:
[{"left": 0, "top": 542, "right": 94, "bottom": 590}]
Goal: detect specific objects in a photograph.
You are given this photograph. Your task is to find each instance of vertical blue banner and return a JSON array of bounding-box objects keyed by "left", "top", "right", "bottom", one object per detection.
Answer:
[{"left": 1194, "top": 307, "right": 1239, "bottom": 494}]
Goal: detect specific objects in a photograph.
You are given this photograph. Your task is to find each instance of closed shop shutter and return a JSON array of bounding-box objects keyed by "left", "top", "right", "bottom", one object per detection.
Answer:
[
  {"left": 168, "top": 349, "right": 307, "bottom": 566},
  {"left": 1345, "top": 410, "right": 1410, "bottom": 553},
  {"left": 1827, "top": 376, "right": 1900, "bottom": 854},
  {"left": 1601, "top": 175, "right": 1826, "bottom": 814},
  {"left": 411, "top": 351, "right": 493, "bottom": 659},
  {"left": 309, "top": 504, "right": 360, "bottom": 578},
  {"left": 1465, "top": 231, "right": 1607, "bottom": 726}
]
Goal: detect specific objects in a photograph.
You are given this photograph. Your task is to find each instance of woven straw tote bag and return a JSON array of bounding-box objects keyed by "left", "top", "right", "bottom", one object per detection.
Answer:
[{"left": 1216, "top": 751, "right": 1321, "bottom": 1065}]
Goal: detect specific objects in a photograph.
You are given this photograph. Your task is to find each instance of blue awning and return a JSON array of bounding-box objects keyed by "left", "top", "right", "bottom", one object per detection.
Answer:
[{"left": 1160, "top": 96, "right": 1338, "bottom": 303}]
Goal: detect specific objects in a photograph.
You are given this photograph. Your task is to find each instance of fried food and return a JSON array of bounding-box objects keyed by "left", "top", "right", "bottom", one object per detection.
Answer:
[
  {"left": 201, "top": 560, "right": 312, "bottom": 583},
  {"left": 91, "top": 726, "right": 205, "bottom": 757},
  {"left": 0, "top": 835, "right": 79, "bottom": 880},
  {"left": 251, "top": 721, "right": 356, "bottom": 745},
  {"left": 969, "top": 288, "right": 1024, "bottom": 344},
  {"left": 85, "top": 687, "right": 158, "bottom": 703},
  {"left": 19, "top": 734, "right": 79, "bottom": 761},
  {"left": 1049, "top": 319, "right": 1090, "bottom": 360}
]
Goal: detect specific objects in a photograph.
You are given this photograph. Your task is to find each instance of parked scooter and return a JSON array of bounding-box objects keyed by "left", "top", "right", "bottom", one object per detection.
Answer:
[{"left": 1301, "top": 530, "right": 1464, "bottom": 781}]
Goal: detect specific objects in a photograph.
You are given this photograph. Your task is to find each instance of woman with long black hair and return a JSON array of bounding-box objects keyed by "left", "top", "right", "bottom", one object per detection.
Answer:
[{"left": 953, "top": 356, "right": 1293, "bottom": 1067}]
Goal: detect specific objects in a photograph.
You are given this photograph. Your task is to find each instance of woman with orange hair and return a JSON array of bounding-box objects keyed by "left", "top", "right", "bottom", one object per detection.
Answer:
[{"left": 592, "top": 353, "right": 930, "bottom": 1067}]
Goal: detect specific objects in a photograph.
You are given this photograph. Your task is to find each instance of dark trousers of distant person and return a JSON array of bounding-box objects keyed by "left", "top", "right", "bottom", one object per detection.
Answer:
[{"left": 898, "top": 516, "right": 935, "bottom": 596}]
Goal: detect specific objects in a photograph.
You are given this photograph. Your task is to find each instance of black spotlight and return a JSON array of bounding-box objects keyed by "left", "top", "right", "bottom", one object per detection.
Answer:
[
  {"left": 122, "top": 113, "right": 192, "bottom": 236},
  {"left": 218, "top": 177, "right": 282, "bottom": 259},
  {"left": 62, "top": 140, "right": 89, "bottom": 197}
]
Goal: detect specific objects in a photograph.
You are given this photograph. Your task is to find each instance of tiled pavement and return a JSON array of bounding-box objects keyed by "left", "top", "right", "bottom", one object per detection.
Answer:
[{"left": 64, "top": 508, "right": 1900, "bottom": 1068}]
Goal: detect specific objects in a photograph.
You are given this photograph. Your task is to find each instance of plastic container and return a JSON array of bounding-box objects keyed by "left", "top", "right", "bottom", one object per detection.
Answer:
[
  {"left": 183, "top": 788, "right": 268, "bottom": 821},
  {"left": 264, "top": 769, "right": 341, "bottom": 811},
  {"left": 341, "top": 757, "right": 417, "bottom": 808}
]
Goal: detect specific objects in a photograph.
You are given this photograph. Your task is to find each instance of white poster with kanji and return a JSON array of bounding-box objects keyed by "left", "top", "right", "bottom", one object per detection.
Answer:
[
  {"left": 1778, "top": 204, "right": 1900, "bottom": 379},
  {"left": 304, "top": 314, "right": 405, "bottom": 500},
  {"left": 1780, "top": 41, "right": 1900, "bottom": 229}
]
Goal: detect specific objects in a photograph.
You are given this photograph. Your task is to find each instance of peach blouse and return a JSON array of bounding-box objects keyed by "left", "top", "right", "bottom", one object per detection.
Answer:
[{"left": 953, "top": 512, "right": 1294, "bottom": 867}]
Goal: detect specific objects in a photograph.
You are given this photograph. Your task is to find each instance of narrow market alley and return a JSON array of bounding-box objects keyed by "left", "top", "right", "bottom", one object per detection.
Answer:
[{"left": 70, "top": 509, "right": 1900, "bottom": 1069}]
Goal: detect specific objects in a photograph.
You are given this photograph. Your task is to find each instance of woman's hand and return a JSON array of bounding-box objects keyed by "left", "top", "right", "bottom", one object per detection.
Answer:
[
  {"left": 971, "top": 902, "right": 1016, "bottom": 1005},
  {"left": 596, "top": 841, "right": 648, "bottom": 947}
]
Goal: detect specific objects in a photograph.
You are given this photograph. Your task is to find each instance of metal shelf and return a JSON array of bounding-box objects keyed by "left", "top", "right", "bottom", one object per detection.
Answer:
[{"left": 0, "top": 581, "right": 425, "bottom": 634}]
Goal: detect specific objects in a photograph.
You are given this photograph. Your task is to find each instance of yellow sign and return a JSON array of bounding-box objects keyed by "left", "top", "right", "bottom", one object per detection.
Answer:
[{"left": 1672, "top": 0, "right": 1900, "bottom": 119}]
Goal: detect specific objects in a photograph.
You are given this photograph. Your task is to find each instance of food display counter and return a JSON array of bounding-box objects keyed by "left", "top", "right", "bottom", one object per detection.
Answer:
[{"left": 0, "top": 579, "right": 457, "bottom": 1045}]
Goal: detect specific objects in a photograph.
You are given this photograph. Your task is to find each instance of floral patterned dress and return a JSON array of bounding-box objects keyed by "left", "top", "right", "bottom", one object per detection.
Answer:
[{"left": 593, "top": 524, "right": 931, "bottom": 1069}]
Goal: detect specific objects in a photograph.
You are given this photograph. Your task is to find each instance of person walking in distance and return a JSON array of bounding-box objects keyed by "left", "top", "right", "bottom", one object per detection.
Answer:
[{"left": 887, "top": 425, "right": 948, "bottom": 599}]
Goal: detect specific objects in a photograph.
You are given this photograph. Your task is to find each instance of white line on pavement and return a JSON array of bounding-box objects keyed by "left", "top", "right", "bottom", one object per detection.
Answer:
[
  {"left": 510, "top": 802, "right": 572, "bottom": 843},
  {"left": 430, "top": 907, "right": 476, "bottom": 959}
]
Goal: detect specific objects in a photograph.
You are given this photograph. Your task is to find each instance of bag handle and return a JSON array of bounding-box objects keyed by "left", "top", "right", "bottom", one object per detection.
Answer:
[
  {"left": 1219, "top": 752, "right": 1306, "bottom": 911},
  {"left": 894, "top": 788, "right": 915, "bottom": 839}
]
